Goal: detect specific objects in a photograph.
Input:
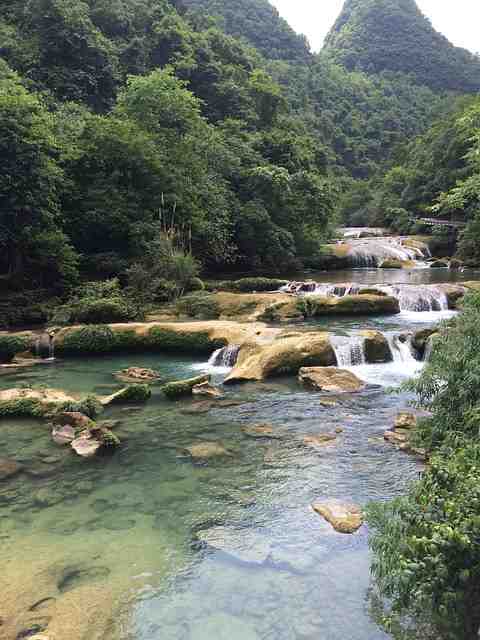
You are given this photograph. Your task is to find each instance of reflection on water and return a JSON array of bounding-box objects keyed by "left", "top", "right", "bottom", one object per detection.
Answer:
[{"left": 0, "top": 345, "right": 423, "bottom": 640}]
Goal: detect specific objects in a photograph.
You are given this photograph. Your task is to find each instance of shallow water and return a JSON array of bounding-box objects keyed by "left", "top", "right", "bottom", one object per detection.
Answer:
[
  {"left": 1, "top": 345, "right": 423, "bottom": 640},
  {"left": 3, "top": 265, "right": 474, "bottom": 640}
]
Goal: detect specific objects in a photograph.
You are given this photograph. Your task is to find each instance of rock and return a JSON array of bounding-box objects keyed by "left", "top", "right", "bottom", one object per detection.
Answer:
[
  {"left": 101, "top": 384, "right": 151, "bottom": 406},
  {"left": 163, "top": 375, "right": 211, "bottom": 400},
  {"left": 241, "top": 423, "right": 282, "bottom": 439},
  {"left": 430, "top": 259, "right": 449, "bottom": 268},
  {"left": 0, "top": 457, "right": 23, "bottom": 481},
  {"left": 298, "top": 367, "right": 365, "bottom": 393},
  {"left": 71, "top": 435, "right": 102, "bottom": 458},
  {"left": 384, "top": 430, "right": 408, "bottom": 445},
  {"left": 312, "top": 500, "right": 363, "bottom": 534},
  {"left": 52, "top": 425, "right": 76, "bottom": 445},
  {"left": 357, "top": 287, "right": 388, "bottom": 297},
  {"left": 303, "top": 434, "right": 337, "bottom": 447},
  {"left": 224, "top": 333, "right": 336, "bottom": 384},
  {"left": 192, "top": 381, "right": 223, "bottom": 399},
  {"left": 335, "top": 427, "right": 344, "bottom": 434},
  {"left": 360, "top": 330, "right": 392, "bottom": 363},
  {"left": 184, "top": 442, "right": 231, "bottom": 462},
  {"left": 412, "top": 328, "right": 438, "bottom": 356},
  {"left": 0, "top": 388, "right": 79, "bottom": 418},
  {"left": 379, "top": 259, "right": 416, "bottom": 269},
  {"left": 298, "top": 294, "right": 400, "bottom": 316},
  {"left": 395, "top": 412, "right": 417, "bottom": 430},
  {"left": 53, "top": 411, "right": 92, "bottom": 430},
  {"left": 115, "top": 367, "right": 162, "bottom": 384},
  {"left": 449, "top": 258, "right": 464, "bottom": 271},
  {"left": 319, "top": 399, "right": 338, "bottom": 408}
]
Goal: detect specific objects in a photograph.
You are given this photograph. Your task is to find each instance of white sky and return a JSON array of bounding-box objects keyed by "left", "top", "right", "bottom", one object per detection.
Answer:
[{"left": 270, "top": 0, "right": 480, "bottom": 54}]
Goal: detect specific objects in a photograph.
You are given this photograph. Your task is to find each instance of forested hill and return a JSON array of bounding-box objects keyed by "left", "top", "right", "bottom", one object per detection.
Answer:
[
  {"left": 323, "top": 0, "right": 480, "bottom": 93},
  {"left": 182, "top": 0, "right": 311, "bottom": 62}
]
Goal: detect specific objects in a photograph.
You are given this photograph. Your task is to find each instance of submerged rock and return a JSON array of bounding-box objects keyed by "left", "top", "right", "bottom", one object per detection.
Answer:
[
  {"left": 312, "top": 500, "right": 363, "bottom": 534},
  {"left": 184, "top": 442, "right": 232, "bottom": 462},
  {"left": 163, "top": 375, "right": 211, "bottom": 400},
  {"left": 303, "top": 434, "right": 337, "bottom": 448},
  {"left": 225, "top": 333, "right": 336, "bottom": 384},
  {"left": 298, "top": 367, "right": 365, "bottom": 393},
  {"left": 241, "top": 423, "right": 282, "bottom": 439},
  {"left": 192, "top": 381, "right": 223, "bottom": 399},
  {"left": 0, "top": 457, "right": 23, "bottom": 481},
  {"left": 195, "top": 526, "right": 272, "bottom": 565}
]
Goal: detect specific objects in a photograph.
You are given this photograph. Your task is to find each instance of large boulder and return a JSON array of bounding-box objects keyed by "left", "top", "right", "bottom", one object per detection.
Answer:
[
  {"left": 298, "top": 367, "right": 365, "bottom": 393},
  {"left": 224, "top": 333, "right": 336, "bottom": 384},
  {"left": 360, "top": 330, "right": 392, "bottom": 363},
  {"left": 312, "top": 500, "right": 363, "bottom": 534}
]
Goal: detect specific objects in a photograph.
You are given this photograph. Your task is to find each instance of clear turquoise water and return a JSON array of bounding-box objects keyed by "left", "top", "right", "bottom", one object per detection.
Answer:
[{"left": 0, "top": 344, "right": 423, "bottom": 639}]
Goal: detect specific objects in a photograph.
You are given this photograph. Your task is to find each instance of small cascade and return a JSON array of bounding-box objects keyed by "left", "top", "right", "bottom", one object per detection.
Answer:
[
  {"left": 35, "top": 332, "right": 55, "bottom": 359},
  {"left": 391, "top": 285, "right": 449, "bottom": 312},
  {"left": 332, "top": 336, "right": 366, "bottom": 367},
  {"left": 387, "top": 334, "right": 416, "bottom": 363},
  {"left": 280, "top": 282, "right": 360, "bottom": 297},
  {"left": 208, "top": 345, "right": 240, "bottom": 368},
  {"left": 423, "top": 336, "right": 436, "bottom": 362},
  {"left": 344, "top": 238, "right": 428, "bottom": 268}
]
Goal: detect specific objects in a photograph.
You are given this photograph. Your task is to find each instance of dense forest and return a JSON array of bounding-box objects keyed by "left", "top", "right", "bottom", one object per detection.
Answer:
[{"left": 0, "top": 0, "right": 479, "bottom": 291}]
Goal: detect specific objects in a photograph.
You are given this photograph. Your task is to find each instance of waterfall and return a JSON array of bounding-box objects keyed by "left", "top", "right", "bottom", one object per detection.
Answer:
[
  {"left": 390, "top": 286, "right": 449, "bottom": 312},
  {"left": 345, "top": 238, "right": 428, "bottom": 268},
  {"left": 423, "top": 336, "right": 436, "bottom": 361},
  {"left": 35, "top": 333, "right": 55, "bottom": 359},
  {"left": 387, "top": 334, "right": 416, "bottom": 363},
  {"left": 332, "top": 336, "right": 366, "bottom": 367},
  {"left": 208, "top": 345, "right": 240, "bottom": 368}
]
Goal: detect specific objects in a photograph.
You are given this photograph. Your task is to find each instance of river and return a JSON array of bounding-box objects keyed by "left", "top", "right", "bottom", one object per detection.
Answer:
[{"left": 1, "top": 264, "right": 479, "bottom": 640}]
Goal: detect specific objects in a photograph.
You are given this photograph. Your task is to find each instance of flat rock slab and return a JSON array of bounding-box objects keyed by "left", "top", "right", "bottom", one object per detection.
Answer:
[
  {"left": 52, "top": 424, "right": 76, "bottom": 445},
  {"left": 71, "top": 436, "right": 102, "bottom": 458},
  {"left": 192, "top": 381, "right": 224, "bottom": 399},
  {"left": 312, "top": 500, "right": 363, "bottom": 534},
  {"left": 299, "top": 367, "right": 365, "bottom": 393}
]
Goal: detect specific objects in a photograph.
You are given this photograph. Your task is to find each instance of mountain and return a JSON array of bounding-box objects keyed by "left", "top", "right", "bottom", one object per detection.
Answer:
[
  {"left": 323, "top": 0, "right": 480, "bottom": 93},
  {"left": 182, "top": 0, "right": 311, "bottom": 62}
]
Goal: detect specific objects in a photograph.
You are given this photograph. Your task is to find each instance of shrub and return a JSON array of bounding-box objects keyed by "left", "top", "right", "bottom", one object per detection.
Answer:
[
  {"left": 147, "top": 327, "right": 226, "bottom": 354},
  {"left": 0, "top": 335, "right": 31, "bottom": 363},
  {"left": 58, "top": 325, "right": 117, "bottom": 355},
  {"left": 55, "top": 395, "right": 103, "bottom": 419},
  {"left": 0, "top": 398, "right": 46, "bottom": 418},
  {"left": 176, "top": 293, "right": 220, "bottom": 319}
]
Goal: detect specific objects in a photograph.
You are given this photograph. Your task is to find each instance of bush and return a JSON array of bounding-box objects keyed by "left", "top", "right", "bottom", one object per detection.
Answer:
[
  {"left": 176, "top": 293, "right": 220, "bottom": 319},
  {"left": 147, "top": 327, "right": 226, "bottom": 354},
  {"left": 0, "top": 335, "right": 31, "bottom": 363},
  {"left": 204, "top": 277, "right": 286, "bottom": 293},
  {"left": 59, "top": 325, "right": 117, "bottom": 355}
]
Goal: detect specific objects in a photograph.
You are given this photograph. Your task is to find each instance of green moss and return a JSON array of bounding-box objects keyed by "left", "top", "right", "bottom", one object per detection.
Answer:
[
  {"left": 0, "top": 398, "right": 46, "bottom": 418},
  {"left": 54, "top": 395, "right": 103, "bottom": 419},
  {"left": 107, "top": 384, "right": 151, "bottom": 404},
  {"left": 0, "top": 334, "right": 32, "bottom": 363},
  {"left": 162, "top": 375, "right": 210, "bottom": 400},
  {"left": 379, "top": 259, "right": 404, "bottom": 269},
  {"left": 205, "top": 278, "right": 286, "bottom": 293},
  {"left": 147, "top": 327, "right": 226, "bottom": 354}
]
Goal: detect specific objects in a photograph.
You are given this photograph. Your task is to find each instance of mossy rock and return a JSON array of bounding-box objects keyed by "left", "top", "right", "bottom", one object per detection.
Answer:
[
  {"left": 102, "top": 385, "right": 151, "bottom": 405},
  {"left": 162, "top": 375, "right": 211, "bottom": 400},
  {"left": 361, "top": 331, "right": 393, "bottom": 363},
  {"left": 379, "top": 259, "right": 412, "bottom": 269},
  {"left": 297, "top": 294, "right": 399, "bottom": 317},
  {"left": 449, "top": 259, "right": 464, "bottom": 271}
]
